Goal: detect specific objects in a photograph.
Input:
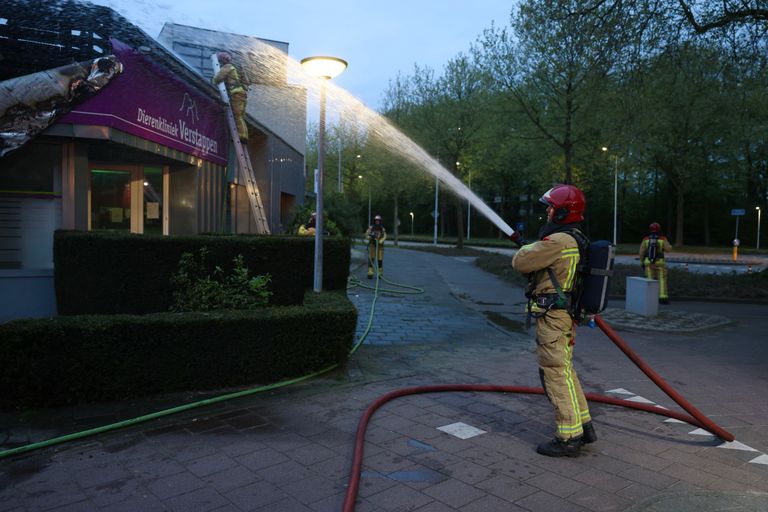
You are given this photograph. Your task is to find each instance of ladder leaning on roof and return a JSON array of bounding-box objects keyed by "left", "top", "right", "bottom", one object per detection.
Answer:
[{"left": 211, "top": 54, "right": 270, "bottom": 234}]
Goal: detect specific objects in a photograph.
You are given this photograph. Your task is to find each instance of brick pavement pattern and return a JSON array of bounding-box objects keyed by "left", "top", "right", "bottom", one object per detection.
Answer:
[{"left": 1, "top": 246, "right": 767, "bottom": 511}]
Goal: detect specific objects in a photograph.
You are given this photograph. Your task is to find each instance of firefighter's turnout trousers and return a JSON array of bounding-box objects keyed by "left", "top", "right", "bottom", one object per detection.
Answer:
[
  {"left": 368, "top": 240, "right": 384, "bottom": 277},
  {"left": 230, "top": 90, "right": 248, "bottom": 141},
  {"left": 536, "top": 309, "right": 591, "bottom": 440},
  {"left": 643, "top": 259, "right": 668, "bottom": 300}
]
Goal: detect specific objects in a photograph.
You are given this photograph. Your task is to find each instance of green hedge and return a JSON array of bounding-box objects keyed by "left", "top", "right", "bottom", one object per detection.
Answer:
[
  {"left": 0, "top": 292, "right": 356, "bottom": 409},
  {"left": 54, "top": 231, "right": 350, "bottom": 315}
]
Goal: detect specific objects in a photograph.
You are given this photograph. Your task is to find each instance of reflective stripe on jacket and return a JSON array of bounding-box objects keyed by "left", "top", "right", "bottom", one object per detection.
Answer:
[{"left": 512, "top": 232, "right": 580, "bottom": 296}]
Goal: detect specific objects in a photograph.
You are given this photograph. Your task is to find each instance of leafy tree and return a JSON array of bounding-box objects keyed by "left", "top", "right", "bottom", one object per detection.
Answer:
[
  {"left": 381, "top": 54, "right": 488, "bottom": 247},
  {"left": 678, "top": 0, "right": 768, "bottom": 33},
  {"left": 478, "top": 0, "right": 636, "bottom": 185}
]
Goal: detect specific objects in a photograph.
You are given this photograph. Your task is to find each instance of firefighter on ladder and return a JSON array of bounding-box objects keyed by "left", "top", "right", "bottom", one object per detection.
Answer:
[
  {"left": 639, "top": 222, "right": 672, "bottom": 304},
  {"left": 510, "top": 184, "right": 597, "bottom": 457},
  {"left": 366, "top": 215, "right": 386, "bottom": 279},
  {"left": 212, "top": 51, "right": 248, "bottom": 142}
]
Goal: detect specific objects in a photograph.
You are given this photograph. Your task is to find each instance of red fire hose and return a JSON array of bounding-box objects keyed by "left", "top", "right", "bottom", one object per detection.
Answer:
[{"left": 341, "top": 315, "right": 734, "bottom": 512}]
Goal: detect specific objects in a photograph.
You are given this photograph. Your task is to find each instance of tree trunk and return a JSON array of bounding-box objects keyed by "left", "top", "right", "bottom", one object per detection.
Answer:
[
  {"left": 454, "top": 196, "right": 464, "bottom": 249},
  {"left": 563, "top": 88, "right": 574, "bottom": 184},
  {"left": 704, "top": 207, "right": 710, "bottom": 246},
  {"left": 675, "top": 188, "right": 685, "bottom": 247}
]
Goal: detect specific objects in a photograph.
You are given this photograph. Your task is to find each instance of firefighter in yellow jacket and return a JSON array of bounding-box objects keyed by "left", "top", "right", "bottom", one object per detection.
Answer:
[
  {"left": 511, "top": 184, "right": 597, "bottom": 457},
  {"left": 298, "top": 212, "right": 317, "bottom": 236},
  {"left": 212, "top": 51, "right": 248, "bottom": 142},
  {"left": 639, "top": 222, "right": 672, "bottom": 304},
  {"left": 366, "top": 214, "right": 386, "bottom": 279}
]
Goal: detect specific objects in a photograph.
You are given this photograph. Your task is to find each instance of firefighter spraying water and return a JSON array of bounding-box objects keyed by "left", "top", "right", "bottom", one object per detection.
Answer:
[{"left": 366, "top": 214, "right": 387, "bottom": 279}]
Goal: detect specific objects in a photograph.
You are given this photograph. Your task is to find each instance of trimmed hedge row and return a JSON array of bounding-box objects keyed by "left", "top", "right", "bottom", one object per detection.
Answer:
[
  {"left": 54, "top": 231, "right": 351, "bottom": 314},
  {"left": 0, "top": 292, "right": 356, "bottom": 409}
]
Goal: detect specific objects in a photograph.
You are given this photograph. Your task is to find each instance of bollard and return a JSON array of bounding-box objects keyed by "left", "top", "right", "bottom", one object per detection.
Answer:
[
  {"left": 748, "top": 265, "right": 752, "bottom": 274},
  {"left": 684, "top": 262, "right": 689, "bottom": 272}
]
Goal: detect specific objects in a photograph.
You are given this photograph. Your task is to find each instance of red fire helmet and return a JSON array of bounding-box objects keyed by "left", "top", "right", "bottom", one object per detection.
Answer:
[{"left": 539, "top": 184, "right": 586, "bottom": 224}]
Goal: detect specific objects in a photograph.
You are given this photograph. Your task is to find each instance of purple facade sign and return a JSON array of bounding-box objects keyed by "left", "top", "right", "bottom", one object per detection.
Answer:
[{"left": 60, "top": 39, "right": 229, "bottom": 165}]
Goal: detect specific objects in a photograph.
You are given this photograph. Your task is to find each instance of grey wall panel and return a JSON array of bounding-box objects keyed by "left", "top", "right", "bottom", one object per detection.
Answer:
[{"left": 168, "top": 165, "right": 197, "bottom": 234}]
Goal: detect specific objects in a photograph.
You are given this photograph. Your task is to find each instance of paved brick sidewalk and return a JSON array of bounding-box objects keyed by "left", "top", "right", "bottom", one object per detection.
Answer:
[{"left": 1, "top": 247, "right": 767, "bottom": 511}]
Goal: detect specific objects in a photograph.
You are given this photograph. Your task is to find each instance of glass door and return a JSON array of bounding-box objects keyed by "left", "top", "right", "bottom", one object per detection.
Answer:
[
  {"left": 143, "top": 167, "right": 164, "bottom": 235},
  {"left": 90, "top": 169, "right": 131, "bottom": 232}
]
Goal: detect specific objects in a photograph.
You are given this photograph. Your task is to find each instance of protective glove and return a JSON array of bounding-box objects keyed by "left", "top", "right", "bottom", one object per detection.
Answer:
[{"left": 508, "top": 231, "right": 525, "bottom": 248}]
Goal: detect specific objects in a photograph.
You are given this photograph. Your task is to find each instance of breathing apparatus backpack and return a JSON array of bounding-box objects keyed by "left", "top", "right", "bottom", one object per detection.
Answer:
[
  {"left": 647, "top": 234, "right": 659, "bottom": 263},
  {"left": 546, "top": 229, "right": 615, "bottom": 323}
]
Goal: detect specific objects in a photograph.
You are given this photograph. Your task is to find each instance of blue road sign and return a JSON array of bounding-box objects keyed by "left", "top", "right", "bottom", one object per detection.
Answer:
[{"left": 731, "top": 209, "right": 746, "bottom": 216}]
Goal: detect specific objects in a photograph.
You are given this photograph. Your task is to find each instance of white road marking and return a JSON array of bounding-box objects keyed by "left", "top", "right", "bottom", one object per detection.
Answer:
[
  {"left": 606, "top": 387, "right": 768, "bottom": 468},
  {"left": 717, "top": 440, "right": 758, "bottom": 452},
  {"left": 625, "top": 396, "right": 656, "bottom": 405},
  {"left": 606, "top": 388, "right": 635, "bottom": 395},
  {"left": 437, "top": 422, "right": 486, "bottom": 439}
]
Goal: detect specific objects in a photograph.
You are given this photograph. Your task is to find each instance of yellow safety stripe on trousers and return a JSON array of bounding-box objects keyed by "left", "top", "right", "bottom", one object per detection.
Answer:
[
  {"left": 561, "top": 249, "right": 579, "bottom": 291},
  {"left": 557, "top": 342, "right": 583, "bottom": 436}
]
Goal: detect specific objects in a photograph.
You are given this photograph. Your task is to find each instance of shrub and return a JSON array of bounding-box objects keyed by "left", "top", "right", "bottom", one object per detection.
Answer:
[
  {"left": 54, "top": 231, "right": 350, "bottom": 315},
  {"left": 0, "top": 292, "right": 357, "bottom": 409},
  {"left": 170, "top": 248, "right": 272, "bottom": 312}
]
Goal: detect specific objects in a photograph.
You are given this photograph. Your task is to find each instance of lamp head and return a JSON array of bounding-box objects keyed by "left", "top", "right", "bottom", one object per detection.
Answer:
[{"left": 301, "top": 56, "right": 348, "bottom": 79}]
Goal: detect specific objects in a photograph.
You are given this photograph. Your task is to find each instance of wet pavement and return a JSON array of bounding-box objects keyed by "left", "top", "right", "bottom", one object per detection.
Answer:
[{"left": 1, "top": 246, "right": 767, "bottom": 511}]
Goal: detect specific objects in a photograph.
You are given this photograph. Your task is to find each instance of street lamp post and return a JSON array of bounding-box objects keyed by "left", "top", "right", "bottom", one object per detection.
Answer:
[
  {"left": 409, "top": 212, "right": 414, "bottom": 237},
  {"left": 601, "top": 147, "right": 619, "bottom": 245},
  {"left": 301, "top": 56, "right": 347, "bottom": 292},
  {"left": 757, "top": 206, "right": 762, "bottom": 250}
]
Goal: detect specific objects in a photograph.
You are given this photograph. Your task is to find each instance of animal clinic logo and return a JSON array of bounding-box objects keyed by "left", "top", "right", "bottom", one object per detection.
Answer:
[{"left": 178, "top": 92, "right": 199, "bottom": 123}]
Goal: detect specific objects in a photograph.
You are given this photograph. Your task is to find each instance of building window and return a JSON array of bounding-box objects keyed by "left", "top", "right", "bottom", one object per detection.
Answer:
[
  {"left": 89, "top": 166, "right": 167, "bottom": 235},
  {"left": 0, "top": 142, "right": 61, "bottom": 269}
]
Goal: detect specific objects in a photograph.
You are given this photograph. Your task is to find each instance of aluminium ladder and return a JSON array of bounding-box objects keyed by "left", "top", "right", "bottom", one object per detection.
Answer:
[{"left": 211, "top": 54, "right": 270, "bottom": 234}]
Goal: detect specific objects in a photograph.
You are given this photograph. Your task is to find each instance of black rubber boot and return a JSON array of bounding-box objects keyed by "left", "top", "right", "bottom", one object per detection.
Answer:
[
  {"left": 582, "top": 421, "right": 597, "bottom": 444},
  {"left": 536, "top": 437, "right": 583, "bottom": 457}
]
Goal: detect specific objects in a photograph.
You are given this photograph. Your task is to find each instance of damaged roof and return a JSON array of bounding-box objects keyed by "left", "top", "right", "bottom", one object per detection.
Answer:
[{"left": 0, "top": 0, "right": 222, "bottom": 100}]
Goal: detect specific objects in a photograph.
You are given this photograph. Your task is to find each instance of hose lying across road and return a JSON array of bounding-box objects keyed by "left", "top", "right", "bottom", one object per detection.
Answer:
[{"left": 341, "top": 312, "right": 735, "bottom": 512}]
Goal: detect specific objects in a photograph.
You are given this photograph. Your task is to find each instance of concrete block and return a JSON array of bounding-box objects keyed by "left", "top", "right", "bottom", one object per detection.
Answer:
[{"left": 626, "top": 277, "right": 659, "bottom": 316}]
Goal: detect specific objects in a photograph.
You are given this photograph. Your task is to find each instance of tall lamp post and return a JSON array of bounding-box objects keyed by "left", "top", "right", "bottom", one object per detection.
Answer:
[
  {"left": 409, "top": 212, "right": 414, "bottom": 237},
  {"left": 757, "top": 206, "right": 762, "bottom": 250},
  {"left": 601, "top": 146, "right": 619, "bottom": 245},
  {"left": 301, "top": 55, "right": 347, "bottom": 292}
]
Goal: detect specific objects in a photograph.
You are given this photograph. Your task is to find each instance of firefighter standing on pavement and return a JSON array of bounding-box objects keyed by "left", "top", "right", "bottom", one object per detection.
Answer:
[
  {"left": 212, "top": 51, "right": 248, "bottom": 142},
  {"left": 366, "top": 215, "right": 386, "bottom": 279},
  {"left": 639, "top": 222, "right": 672, "bottom": 304},
  {"left": 298, "top": 212, "right": 317, "bottom": 236},
  {"left": 511, "top": 184, "right": 597, "bottom": 457}
]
